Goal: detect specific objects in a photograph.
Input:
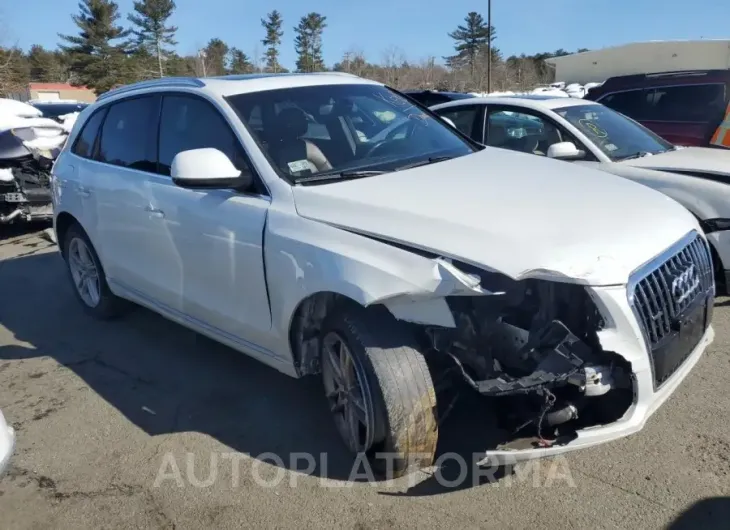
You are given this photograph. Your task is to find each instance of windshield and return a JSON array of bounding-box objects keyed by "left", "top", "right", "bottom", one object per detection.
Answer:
[
  {"left": 226, "top": 84, "right": 476, "bottom": 182},
  {"left": 554, "top": 104, "right": 674, "bottom": 161}
]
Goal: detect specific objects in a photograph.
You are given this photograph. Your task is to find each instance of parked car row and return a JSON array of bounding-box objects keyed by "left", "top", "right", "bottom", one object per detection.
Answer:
[{"left": 51, "top": 72, "right": 715, "bottom": 478}]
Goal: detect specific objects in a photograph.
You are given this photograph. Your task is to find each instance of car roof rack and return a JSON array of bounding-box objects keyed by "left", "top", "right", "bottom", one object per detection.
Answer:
[
  {"left": 97, "top": 72, "right": 362, "bottom": 101},
  {"left": 603, "top": 69, "right": 727, "bottom": 85},
  {"left": 209, "top": 72, "right": 360, "bottom": 81},
  {"left": 97, "top": 77, "right": 206, "bottom": 101}
]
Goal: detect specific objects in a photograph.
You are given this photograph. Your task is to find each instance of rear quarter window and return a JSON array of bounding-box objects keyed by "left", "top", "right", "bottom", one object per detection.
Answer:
[{"left": 71, "top": 108, "right": 107, "bottom": 159}]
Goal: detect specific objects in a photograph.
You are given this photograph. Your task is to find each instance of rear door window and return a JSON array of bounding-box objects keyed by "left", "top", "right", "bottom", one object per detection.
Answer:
[
  {"left": 599, "top": 90, "right": 649, "bottom": 119},
  {"left": 645, "top": 84, "right": 726, "bottom": 122},
  {"left": 97, "top": 96, "right": 160, "bottom": 172}
]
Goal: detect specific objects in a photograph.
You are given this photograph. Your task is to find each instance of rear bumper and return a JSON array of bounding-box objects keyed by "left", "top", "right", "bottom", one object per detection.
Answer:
[
  {"left": 482, "top": 323, "right": 714, "bottom": 465},
  {"left": 0, "top": 410, "right": 15, "bottom": 477}
]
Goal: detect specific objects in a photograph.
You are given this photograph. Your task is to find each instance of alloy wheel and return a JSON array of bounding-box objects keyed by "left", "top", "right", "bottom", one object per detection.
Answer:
[
  {"left": 321, "top": 331, "right": 376, "bottom": 453},
  {"left": 67, "top": 237, "right": 101, "bottom": 308}
]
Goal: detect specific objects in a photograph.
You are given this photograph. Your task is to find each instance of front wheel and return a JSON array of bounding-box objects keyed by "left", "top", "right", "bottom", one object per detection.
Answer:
[{"left": 321, "top": 305, "right": 438, "bottom": 479}]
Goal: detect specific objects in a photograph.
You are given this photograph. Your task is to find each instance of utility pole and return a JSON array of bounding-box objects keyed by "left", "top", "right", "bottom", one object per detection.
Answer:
[
  {"left": 487, "top": 0, "right": 492, "bottom": 94},
  {"left": 198, "top": 50, "right": 207, "bottom": 77},
  {"left": 343, "top": 52, "right": 351, "bottom": 73}
]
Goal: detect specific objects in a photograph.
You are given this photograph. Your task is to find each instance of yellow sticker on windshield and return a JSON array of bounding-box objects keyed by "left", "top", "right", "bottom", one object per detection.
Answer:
[{"left": 578, "top": 119, "right": 608, "bottom": 138}]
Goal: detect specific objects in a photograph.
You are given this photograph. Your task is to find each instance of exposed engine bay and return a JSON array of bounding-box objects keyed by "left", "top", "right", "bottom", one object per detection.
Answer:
[
  {"left": 0, "top": 118, "right": 69, "bottom": 225},
  {"left": 417, "top": 269, "right": 635, "bottom": 450}
]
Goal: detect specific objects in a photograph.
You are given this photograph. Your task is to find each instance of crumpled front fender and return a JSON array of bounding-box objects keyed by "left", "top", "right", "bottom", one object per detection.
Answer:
[{"left": 266, "top": 212, "right": 502, "bottom": 331}]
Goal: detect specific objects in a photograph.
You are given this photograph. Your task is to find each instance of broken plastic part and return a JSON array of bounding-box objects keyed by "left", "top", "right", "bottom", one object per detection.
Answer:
[{"left": 445, "top": 321, "right": 593, "bottom": 397}]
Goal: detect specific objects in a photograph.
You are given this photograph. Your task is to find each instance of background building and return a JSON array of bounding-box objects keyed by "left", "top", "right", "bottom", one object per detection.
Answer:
[
  {"left": 546, "top": 40, "right": 730, "bottom": 84},
  {"left": 12, "top": 83, "right": 96, "bottom": 103}
]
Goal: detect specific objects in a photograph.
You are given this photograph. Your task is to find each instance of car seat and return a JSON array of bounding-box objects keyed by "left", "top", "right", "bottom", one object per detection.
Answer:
[{"left": 272, "top": 108, "right": 333, "bottom": 174}]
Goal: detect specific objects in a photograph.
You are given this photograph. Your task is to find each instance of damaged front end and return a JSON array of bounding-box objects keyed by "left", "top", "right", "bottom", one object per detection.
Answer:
[
  {"left": 0, "top": 124, "right": 67, "bottom": 225},
  {"left": 411, "top": 263, "right": 635, "bottom": 451}
]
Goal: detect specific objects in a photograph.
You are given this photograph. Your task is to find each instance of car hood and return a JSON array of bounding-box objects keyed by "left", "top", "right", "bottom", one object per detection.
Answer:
[
  {"left": 620, "top": 147, "right": 730, "bottom": 179},
  {"left": 291, "top": 148, "right": 700, "bottom": 286}
]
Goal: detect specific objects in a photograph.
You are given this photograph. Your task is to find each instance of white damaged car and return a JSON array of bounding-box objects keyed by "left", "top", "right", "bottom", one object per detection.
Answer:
[
  {"left": 0, "top": 409, "right": 15, "bottom": 476},
  {"left": 52, "top": 74, "right": 715, "bottom": 477}
]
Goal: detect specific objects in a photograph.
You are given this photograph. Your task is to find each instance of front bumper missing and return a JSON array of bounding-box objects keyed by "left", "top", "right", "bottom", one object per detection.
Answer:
[
  {"left": 0, "top": 195, "right": 53, "bottom": 223},
  {"left": 480, "top": 323, "right": 714, "bottom": 465}
]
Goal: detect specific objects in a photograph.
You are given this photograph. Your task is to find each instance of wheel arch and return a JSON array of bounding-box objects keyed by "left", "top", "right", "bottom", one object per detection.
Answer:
[
  {"left": 55, "top": 211, "right": 80, "bottom": 257},
  {"left": 287, "top": 290, "right": 376, "bottom": 378}
]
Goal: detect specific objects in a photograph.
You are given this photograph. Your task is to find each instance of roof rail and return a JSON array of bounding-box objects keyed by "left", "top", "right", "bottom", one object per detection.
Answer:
[
  {"left": 97, "top": 77, "right": 205, "bottom": 101},
  {"left": 209, "top": 72, "right": 360, "bottom": 82},
  {"left": 309, "top": 71, "right": 359, "bottom": 77},
  {"left": 646, "top": 70, "right": 711, "bottom": 78}
]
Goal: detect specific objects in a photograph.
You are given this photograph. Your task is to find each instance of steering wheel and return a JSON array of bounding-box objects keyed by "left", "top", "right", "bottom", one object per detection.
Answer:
[{"left": 365, "top": 120, "right": 418, "bottom": 158}]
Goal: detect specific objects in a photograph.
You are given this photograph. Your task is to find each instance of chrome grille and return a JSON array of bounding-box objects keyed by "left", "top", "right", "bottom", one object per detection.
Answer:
[
  {"left": 629, "top": 232, "right": 714, "bottom": 387},
  {"left": 631, "top": 234, "right": 713, "bottom": 344}
]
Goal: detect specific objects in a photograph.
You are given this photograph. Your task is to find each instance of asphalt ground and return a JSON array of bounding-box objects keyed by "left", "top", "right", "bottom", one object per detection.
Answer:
[{"left": 0, "top": 225, "right": 728, "bottom": 529}]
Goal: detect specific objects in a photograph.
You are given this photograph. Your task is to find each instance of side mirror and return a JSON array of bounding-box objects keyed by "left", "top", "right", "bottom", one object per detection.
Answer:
[
  {"left": 547, "top": 141, "right": 585, "bottom": 160},
  {"left": 441, "top": 116, "right": 457, "bottom": 128},
  {"left": 171, "top": 148, "right": 251, "bottom": 189}
]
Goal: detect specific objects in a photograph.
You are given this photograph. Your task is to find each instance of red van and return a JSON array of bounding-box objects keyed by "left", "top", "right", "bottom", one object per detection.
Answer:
[{"left": 585, "top": 70, "right": 730, "bottom": 147}]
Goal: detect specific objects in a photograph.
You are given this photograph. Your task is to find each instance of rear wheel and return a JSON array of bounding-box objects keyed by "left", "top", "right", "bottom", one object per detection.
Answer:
[
  {"left": 63, "top": 224, "right": 127, "bottom": 318},
  {"left": 321, "top": 305, "right": 438, "bottom": 479}
]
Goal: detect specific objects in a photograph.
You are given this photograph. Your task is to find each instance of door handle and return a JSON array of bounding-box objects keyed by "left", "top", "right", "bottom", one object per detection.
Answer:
[
  {"left": 77, "top": 186, "right": 91, "bottom": 197},
  {"left": 144, "top": 205, "right": 165, "bottom": 218}
]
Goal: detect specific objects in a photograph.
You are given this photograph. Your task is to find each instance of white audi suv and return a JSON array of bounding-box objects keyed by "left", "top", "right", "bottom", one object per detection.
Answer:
[{"left": 51, "top": 73, "right": 714, "bottom": 477}]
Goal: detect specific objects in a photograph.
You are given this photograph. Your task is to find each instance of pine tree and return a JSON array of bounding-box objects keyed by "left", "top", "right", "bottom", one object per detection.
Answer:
[
  {"left": 261, "top": 10, "right": 284, "bottom": 73},
  {"left": 445, "top": 12, "right": 497, "bottom": 77},
  {"left": 228, "top": 48, "right": 253, "bottom": 75},
  {"left": 127, "top": 0, "right": 178, "bottom": 78},
  {"left": 202, "top": 38, "right": 229, "bottom": 76},
  {"left": 294, "top": 13, "right": 327, "bottom": 73},
  {"left": 58, "top": 0, "right": 131, "bottom": 93},
  {"left": 28, "top": 45, "right": 67, "bottom": 82}
]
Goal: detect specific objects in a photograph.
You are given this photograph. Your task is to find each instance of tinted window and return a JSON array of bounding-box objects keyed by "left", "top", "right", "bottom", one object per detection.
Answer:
[
  {"left": 226, "top": 84, "right": 474, "bottom": 181},
  {"left": 599, "top": 90, "right": 648, "bottom": 119},
  {"left": 419, "top": 94, "right": 449, "bottom": 107},
  {"left": 72, "top": 108, "right": 107, "bottom": 159},
  {"left": 98, "top": 96, "right": 159, "bottom": 172},
  {"left": 158, "top": 95, "right": 248, "bottom": 176},
  {"left": 436, "top": 106, "right": 481, "bottom": 140},
  {"left": 486, "top": 109, "right": 564, "bottom": 155},
  {"left": 645, "top": 84, "right": 726, "bottom": 122}
]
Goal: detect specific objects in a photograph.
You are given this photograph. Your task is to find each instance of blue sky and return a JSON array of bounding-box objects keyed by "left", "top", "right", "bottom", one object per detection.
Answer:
[{"left": 3, "top": 0, "right": 729, "bottom": 69}]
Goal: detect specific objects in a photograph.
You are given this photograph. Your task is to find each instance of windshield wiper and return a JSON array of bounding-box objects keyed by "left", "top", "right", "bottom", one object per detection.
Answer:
[
  {"left": 294, "top": 170, "right": 386, "bottom": 184},
  {"left": 617, "top": 151, "right": 653, "bottom": 161},
  {"left": 395, "top": 156, "right": 454, "bottom": 172}
]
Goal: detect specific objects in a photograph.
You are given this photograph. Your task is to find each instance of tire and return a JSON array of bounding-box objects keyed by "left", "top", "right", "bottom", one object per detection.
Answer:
[
  {"left": 63, "top": 223, "right": 127, "bottom": 319},
  {"left": 321, "top": 304, "right": 438, "bottom": 479}
]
